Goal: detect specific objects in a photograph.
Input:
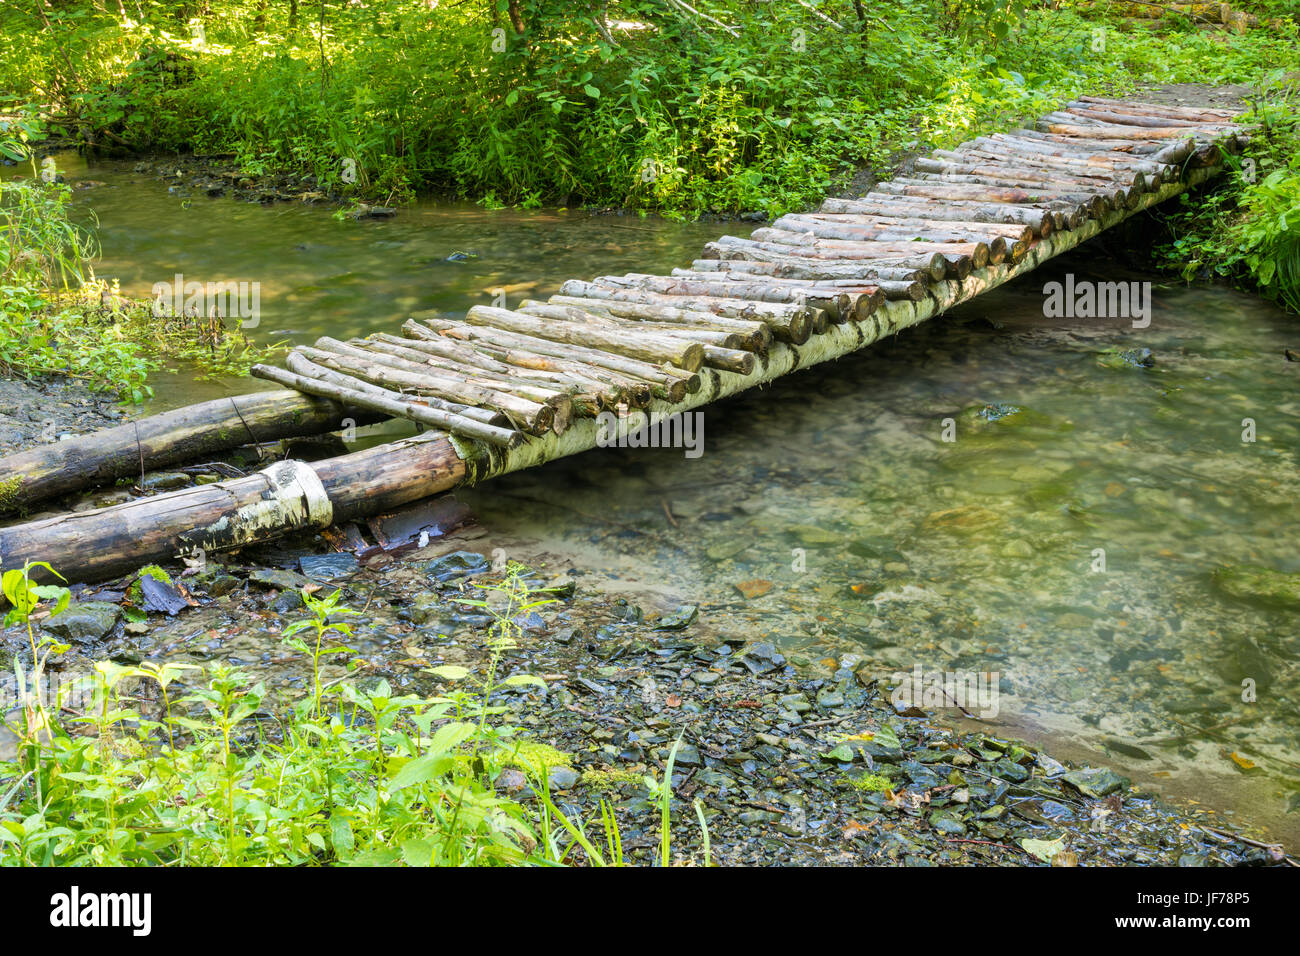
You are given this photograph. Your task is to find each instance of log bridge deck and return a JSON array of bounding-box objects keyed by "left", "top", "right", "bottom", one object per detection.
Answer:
[{"left": 0, "top": 97, "right": 1247, "bottom": 582}]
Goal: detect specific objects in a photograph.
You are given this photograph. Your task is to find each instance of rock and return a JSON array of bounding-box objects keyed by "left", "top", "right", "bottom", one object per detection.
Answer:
[
  {"left": 1062, "top": 767, "right": 1130, "bottom": 799},
  {"left": 547, "top": 767, "right": 580, "bottom": 791},
  {"left": 741, "top": 642, "right": 786, "bottom": 675},
  {"left": 248, "top": 568, "right": 310, "bottom": 591},
  {"left": 734, "top": 579, "right": 772, "bottom": 600},
  {"left": 785, "top": 525, "right": 841, "bottom": 547},
  {"left": 1212, "top": 565, "right": 1300, "bottom": 609},
  {"left": 41, "top": 602, "right": 121, "bottom": 644},
  {"left": 300, "top": 553, "right": 360, "bottom": 581},
  {"left": 672, "top": 744, "right": 702, "bottom": 767},
  {"left": 422, "top": 550, "right": 489, "bottom": 583},
  {"left": 139, "top": 472, "right": 191, "bottom": 491},
  {"left": 922, "top": 505, "right": 1002, "bottom": 535},
  {"left": 655, "top": 600, "right": 696, "bottom": 632}
]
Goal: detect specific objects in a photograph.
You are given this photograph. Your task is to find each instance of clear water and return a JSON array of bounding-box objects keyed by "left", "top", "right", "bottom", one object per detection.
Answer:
[{"left": 26, "top": 151, "right": 1300, "bottom": 845}]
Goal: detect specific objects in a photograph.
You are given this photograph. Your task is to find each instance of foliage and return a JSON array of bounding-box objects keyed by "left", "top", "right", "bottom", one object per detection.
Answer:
[
  {"left": 0, "top": 562, "right": 698, "bottom": 866},
  {"left": 1155, "top": 72, "right": 1300, "bottom": 312},
  {"left": 1, "top": 2, "right": 1294, "bottom": 220},
  {"left": 0, "top": 159, "right": 283, "bottom": 399}
]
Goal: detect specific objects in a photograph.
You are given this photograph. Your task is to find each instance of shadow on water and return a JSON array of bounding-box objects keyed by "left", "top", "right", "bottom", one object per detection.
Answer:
[{"left": 23, "top": 150, "right": 1300, "bottom": 845}]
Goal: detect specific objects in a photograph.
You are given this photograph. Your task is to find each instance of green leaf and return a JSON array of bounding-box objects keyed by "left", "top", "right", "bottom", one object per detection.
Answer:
[
  {"left": 1021, "top": 836, "right": 1065, "bottom": 863},
  {"left": 584, "top": 84, "right": 601, "bottom": 99},
  {"left": 500, "top": 673, "right": 547, "bottom": 691},
  {"left": 424, "top": 665, "right": 469, "bottom": 681},
  {"left": 389, "top": 752, "right": 454, "bottom": 790}
]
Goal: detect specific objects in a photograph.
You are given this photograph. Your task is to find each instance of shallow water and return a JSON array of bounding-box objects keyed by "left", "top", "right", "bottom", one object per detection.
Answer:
[{"left": 22, "top": 151, "right": 1300, "bottom": 845}]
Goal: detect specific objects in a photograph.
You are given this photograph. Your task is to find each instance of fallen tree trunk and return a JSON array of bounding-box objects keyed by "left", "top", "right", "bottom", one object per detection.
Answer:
[
  {"left": 0, "top": 389, "right": 378, "bottom": 517},
  {"left": 0, "top": 435, "right": 467, "bottom": 583}
]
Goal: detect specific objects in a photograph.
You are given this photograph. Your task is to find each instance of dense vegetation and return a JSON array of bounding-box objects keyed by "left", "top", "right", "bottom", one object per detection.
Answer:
[{"left": 1, "top": 1, "right": 1296, "bottom": 310}]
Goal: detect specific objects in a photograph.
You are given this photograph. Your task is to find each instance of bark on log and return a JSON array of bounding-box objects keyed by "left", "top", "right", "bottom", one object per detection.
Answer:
[
  {"left": 869, "top": 181, "right": 1105, "bottom": 220},
  {"left": 283, "top": 352, "right": 507, "bottom": 427},
  {"left": 767, "top": 216, "right": 1021, "bottom": 261},
  {"left": 299, "top": 340, "right": 556, "bottom": 435},
  {"left": 372, "top": 331, "right": 631, "bottom": 409},
  {"left": 0, "top": 390, "right": 378, "bottom": 517},
  {"left": 555, "top": 281, "right": 817, "bottom": 345},
  {"left": 747, "top": 227, "right": 997, "bottom": 268},
  {"left": 788, "top": 211, "right": 1036, "bottom": 243},
  {"left": 818, "top": 197, "right": 1054, "bottom": 236},
  {"left": 462, "top": 304, "right": 704, "bottom": 373},
  {"left": 533, "top": 296, "right": 773, "bottom": 348},
  {"left": 855, "top": 192, "right": 1083, "bottom": 231},
  {"left": 702, "top": 236, "right": 953, "bottom": 279},
  {"left": 685, "top": 257, "right": 932, "bottom": 283},
  {"left": 251, "top": 361, "right": 523, "bottom": 447},
  {"left": 406, "top": 318, "right": 698, "bottom": 403},
  {"left": 582, "top": 273, "right": 877, "bottom": 322},
  {"left": 0, "top": 435, "right": 466, "bottom": 583}
]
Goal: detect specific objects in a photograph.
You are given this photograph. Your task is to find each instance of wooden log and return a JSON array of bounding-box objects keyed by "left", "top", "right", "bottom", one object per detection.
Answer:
[
  {"left": 523, "top": 299, "right": 770, "bottom": 351},
  {"left": 869, "top": 181, "right": 1104, "bottom": 221},
  {"left": 1072, "top": 96, "right": 1239, "bottom": 123},
  {"left": 885, "top": 173, "right": 1115, "bottom": 214},
  {"left": 701, "top": 237, "right": 953, "bottom": 279},
  {"left": 1009, "top": 129, "right": 1200, "bottom": 165},
  {"left": 555, "top": 280, "right": 816, "bottom": 345},
  {"left": 674, "top": 270, "right": 922, "bottom": 303},
  {"left": 819, "top": 196, "right": 1054, "bottom": 236},
  {"left": 406, "top": 318, "right": 698, "bottom": 403},
  {"left": 583, "top": 273, "right": 873, "bottom": 323},
  {"left": 767, "top": 216, "right": 1021, "bottom": 261},
  {"left": 533, "top": 296, "right": 773, "bottom": 348},
  {"left": 909, "top": 169, "right": 1132, "bottom": 211},
  {"left": 748, "top": 227, "right": 998, "bottom": 268},
  {"left": 788, "top": 211, "right": 1036, "bottom": 244},
  {"left": 462, "top": 304, "right": 704, "bottom": 373},
  {"left": 251, "top": 362, "right": 522, "bottom": 447},
  {"left": 685, "top": 257, "right": 933, "bottom": 284},
  {"left": 1042, "top": 109, "right": 1238, "bottom": 135},
  {"left": 0, "top": 433, "right": 467, "bottom": 583},
  {"left": 372, "top": 331, "right": 629, "bottom": 410},
  {"left": 300, "top": 340, "right": 556, "bottom": 435},
  {"left": 922, "top": 151, "right": 1152, "bottom": 192},
  {"left": 283, "top": 352, "right": 507, "bottom": 427},
  {"left": 856, "top": 192, "right": 1083, "bottom": 231},
  {"left": 351, "top": 338, "right": 587, "bottom": 426},
  {"left": 0, "top": 390, "right": 383, "bottom": 516},
  {"left": 981, "top": 134, "right": 1181, "bottom": 181},
  {"left": 1037, "top": 119, "right": 1214, "bottom": 141}
]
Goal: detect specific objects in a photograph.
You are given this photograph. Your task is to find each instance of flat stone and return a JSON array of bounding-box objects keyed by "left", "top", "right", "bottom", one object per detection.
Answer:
[{"left": 1062, "top": 767, "right": 1130, "bottom": 799}]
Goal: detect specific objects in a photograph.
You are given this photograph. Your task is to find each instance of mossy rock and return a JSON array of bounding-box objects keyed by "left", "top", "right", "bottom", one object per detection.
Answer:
[
  {"left": 127, "top": 565, "right": 173, "bottom": 603},
  {"left": 1212, "top": 565, "right": 1300, "bottom": 609}
]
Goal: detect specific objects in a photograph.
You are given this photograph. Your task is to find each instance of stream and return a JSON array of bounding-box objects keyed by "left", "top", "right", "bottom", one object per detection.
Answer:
[{"left": 19, "top": 151, "right": 1300, "bottom": 846}]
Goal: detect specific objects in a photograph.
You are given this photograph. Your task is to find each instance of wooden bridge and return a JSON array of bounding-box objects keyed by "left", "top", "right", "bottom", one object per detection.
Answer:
[{"left": 0, "top": 97, "right": 1247, "bottom": 582}]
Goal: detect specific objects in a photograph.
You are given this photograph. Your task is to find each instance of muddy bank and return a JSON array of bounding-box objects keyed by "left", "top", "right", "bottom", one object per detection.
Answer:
[
  {"left": 0, "top": 375, "right": 130, "bottom": 453},
  {"left": 2, "top": 522, "right": 1291, "bottom": 866}
]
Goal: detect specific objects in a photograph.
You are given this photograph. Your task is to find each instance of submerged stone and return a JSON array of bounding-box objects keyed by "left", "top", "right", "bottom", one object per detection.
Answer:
[
  {"left": 41, "top": 602, "right": 121, "bottom": 644},
  {"left": 422, "top": 550, "right": 490, "bottom": 583},
  {"left": 1212, "top": 565, "right": 1300, "bottom": 610}
]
